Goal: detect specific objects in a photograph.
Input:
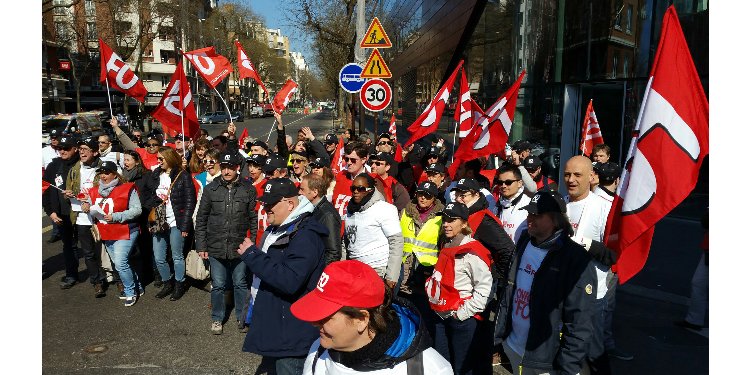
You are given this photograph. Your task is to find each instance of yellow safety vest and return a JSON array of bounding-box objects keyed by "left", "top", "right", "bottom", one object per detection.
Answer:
[{"left": 400, "top": 213, "right": 441, "bottom": 266}]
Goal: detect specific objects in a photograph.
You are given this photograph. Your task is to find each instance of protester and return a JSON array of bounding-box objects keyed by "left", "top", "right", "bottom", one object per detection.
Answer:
[
  {"left": 445, "top": 162, "right": 496, "bottom": 207},
  {"left": 143, "top": 146, "right": 196, "bottom": 301},
  {"left": 591, "top": 144, "right": 611, "bottom": 163},
  {"left": 86, "top": 161, "right": 143, "bottom": 306},
  {"left": 523, "top": 155, "right": 557, "bottom": 192},
  {"left": 188, "top": 138, "right": 210, "bottom": 174},
  {"left": 323, "top": 133, "right": 338, "bottom": 159},
  {"left": 309, "top": 155, "right": 334, "bottom": 200},
  {"left": 122, "top": 150, "right": 158, "bottom": 285},
  {"left": 263, "top": 155, "right": 290, "bottom": 179},
  {"left": 495, "top": 190, "right": 597, "bottom": 375},
  {"left": 42, "top": 129, "right": 61, "bottom": 171},
  {"left": 97, "top": 134, "right": 125, "bottom": 170},
  {"left": 331, "top": 142, "right": 369, "bottom": 219},
  {"left": 290, "top": 260, "right": 453, "bottom": 375},
  {"left": 424, "top": 163, "right": 450, "bottom": 204},
  {"left": 399, "top": 182, "right": 444, "bottom": 297},
  {"left": 343, "top": 174, "right": 404, "bottom": 290},
  {"left": 195, "top": 151, "right": 257, "bottom": 334},
  {"left": 110, "top": 118, "right": 161, "bottom": 170},
  {"left": 300, "top": 174, "right": 342, "bottom": 265},
  {"left": 370, "top": 152, "right": 409, "bottom": 212},
  {"left": 246, "top": 154, "right": 269, "bottom": 246},
  {"left": 237, "top": 178, "right": 327, "bottom": 375},
  {"left": 428, "top": 202, "right": 493, "bottom": 375},
  {"left": 131, "top": 129, "right": 145, "bottom": 148},
  {"left": 250, "top": 140, "right": 270, "bottom": 156},
  {"left": 591, "top": 162, "right": 621, "bottom": 202},
  {"left": 494, "top": 164, "right": 532, "bottom": 243},
  {"left": 290, "top": 149, "right": 310, "bottom": 184}
]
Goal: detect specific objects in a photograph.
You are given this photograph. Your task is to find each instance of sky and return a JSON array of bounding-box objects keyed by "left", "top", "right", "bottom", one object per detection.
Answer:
[{"left": 245, "top": 0, "right": 315, "bottom": 72}]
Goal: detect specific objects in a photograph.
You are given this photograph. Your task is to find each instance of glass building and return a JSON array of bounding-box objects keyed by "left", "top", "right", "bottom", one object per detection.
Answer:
[{"left": 383, "top": 0, "right": 708, "bottom": 183}]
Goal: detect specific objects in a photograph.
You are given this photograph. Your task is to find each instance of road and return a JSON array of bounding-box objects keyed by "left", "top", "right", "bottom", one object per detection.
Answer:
[{"left": 198, "top": 110, "right": 341, "bottom": 145}]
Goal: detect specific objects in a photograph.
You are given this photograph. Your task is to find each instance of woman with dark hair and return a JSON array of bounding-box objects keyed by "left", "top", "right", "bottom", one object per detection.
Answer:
[
  {"left": 122, "top": 150, "right": 158, "bottom": 285},
  {"left": 84, "top": 161, "right": 143, "bottom": 306},
  {"left": 427, "top": 202, "right": 493, "bottom": 375},
  {"left": 290, "top": 260, "right": 453, "bottom": 375},
  {"left": 188, "top": 138, "right": 211, "bottom": 174},
  {"left": 143, "top": 146, "right": 196, "bottom": 301}
]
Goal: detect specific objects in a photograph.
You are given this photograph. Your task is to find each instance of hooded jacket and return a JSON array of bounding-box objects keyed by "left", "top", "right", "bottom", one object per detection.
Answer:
[
  {"left": 240, "top": 196, "right": 328, "bottom": 357},
  {"left": 302, "top": 297, "right": 453, "bottom": 375}
]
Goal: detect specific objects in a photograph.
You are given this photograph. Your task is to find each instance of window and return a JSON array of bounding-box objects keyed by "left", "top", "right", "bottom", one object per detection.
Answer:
[
  {"left": 115, "top": 21, "right": 131, "bottom": 37},
  {"left": 159, "top": 26, "right": 174, "bottom": 41},
  {"left": 625, "top": 5, "right": 633, "bottom": 34},
  {"left": 85, "top": 0, "right": 95, "bottom": 17},
  {"left": 614, "top": 1, "right": 623, "bottom": 30},
  {"left": 612, "top": 53, "right": 618, "bottom": 79},
  {"left": 86, "top": 22, "right": 96, "bottom": 40},
  {"left": 53, "top": 0, "right": 66, "bottom": 15},
  {"left": 623, "top": 55, "right": 630, "bottom": 78},
  {"left": 160, "top": 50, "right": 175, "bottom": 64},
  {"left": 55, "top": 22, "right": 67, "bottom": 40},
  {"left": 161, "top": 75, "right": 169, "bottom": 88}
]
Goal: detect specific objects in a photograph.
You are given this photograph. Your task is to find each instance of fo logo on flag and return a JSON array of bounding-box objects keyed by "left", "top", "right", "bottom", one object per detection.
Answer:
[{"left": 316, "top": 272, "right": 330, "bottom": 292}]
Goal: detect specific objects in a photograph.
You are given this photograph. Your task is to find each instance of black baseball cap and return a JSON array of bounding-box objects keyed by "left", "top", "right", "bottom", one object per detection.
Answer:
[
  {"left": 452, "top": 178, "right": 481, "bottom": 193},
  {"left": 425, "top": 163, "right": 446, "bottom": 174},
  {"left": 251, "top": 140, "right": 269, "bottom": 151},
  {"left": 58, "top": 135, "right": 78, "bottom": 147},
  {"left": 370, "top": 152, "right": 395, "bottom": 166},
  {"left": 310, "top": 156, "right": 330, "bottom": 168},
  {"left": 78, "top": 136, "right": 98, "bottom": 150},
  {"left": 96, "top": 161, "right": 118, "bottom": 174},
  {"left": 263, "top": 155, "right": 287, "bottom": 174},
  {"left": 427, "top": 147, "right": 440, "bottom": 157},
  {"left": 513, "top": 140, "right": 532, "bottom": 152},
  {"left": 218, "top": 151, "right": 242, "bottom": 166},
  {"left": 377, "top": 132, "right": 392, "bottom": 140},
  {"left": 49, "top": 129, "right": 61, "bottom": 139},
  {"left": 595, "top": 162, "right": 622, "bottom": 182},
  {"left": 415, "top": 181, "right": 439, "bottom": 197},
  {"left": 258, "top": 178, "right": 298, "bottom": 206},
  {"left": 521, "top": 190, "right": 567, "bottom": 214},
  {"left": 439, "top": 202, "right": 469, "bottom": 221},
  {"left": 523, "top": 155, "right": 542, "bottom": 170},
  {"left": 324, "top": 134, "right": 338, "bottom": 144},
  {"left": 290, "top": 149, "right": 310, "bottom": 160},
  {"left": 174, "top": 134, "right": 190, "bottom": 141},
  {"left": 247, "top": 154, "right": 268, "bottom": 167}
]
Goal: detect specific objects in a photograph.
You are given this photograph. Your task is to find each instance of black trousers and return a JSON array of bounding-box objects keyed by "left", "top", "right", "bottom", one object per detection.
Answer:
[
  {"left": 59, "top": 216, "right": 78, "bottom": 279},
  {"left": 76, "top": 224, "right": 105, "bottom": 285}
]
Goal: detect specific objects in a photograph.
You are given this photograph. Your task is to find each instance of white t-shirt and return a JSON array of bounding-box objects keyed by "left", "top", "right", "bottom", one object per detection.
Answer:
[
  {"left": 506, "top": 242, "right": 548, "bottom": 356},
  {"left": 75, "top": 165, "right": 98, "bottom": 226},
  {"left": 344, "top": 200, "right": 402, "bottom": 269},
  {"left": 156, "top": 173, "right": 177, "bottom": 228},
  {"left": 42, "top": 145, "right": 59, "bottom": 170},
  {"left": 497, "top": 190, "right": 531, "bottom": 243},
  {"left": 566, "top": 192, "right": 612, "bottom": 299}
]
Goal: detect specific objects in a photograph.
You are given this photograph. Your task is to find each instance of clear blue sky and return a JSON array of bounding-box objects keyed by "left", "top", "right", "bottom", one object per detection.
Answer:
[{"left": 246, "top": 0, "right": 314, "bottom": 71}]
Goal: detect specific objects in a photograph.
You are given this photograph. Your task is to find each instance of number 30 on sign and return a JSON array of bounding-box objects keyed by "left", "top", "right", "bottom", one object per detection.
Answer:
[{"left": 360, "top": 79, "right": 391, "bottom": 112}]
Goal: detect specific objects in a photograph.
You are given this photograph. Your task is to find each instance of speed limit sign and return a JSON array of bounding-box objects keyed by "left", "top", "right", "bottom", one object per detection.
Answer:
[{"left": 360, "top": 79, "right": 391, "bottom": 112}]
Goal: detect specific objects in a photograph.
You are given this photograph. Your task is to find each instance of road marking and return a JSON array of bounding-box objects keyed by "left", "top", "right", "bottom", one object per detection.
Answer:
[{"left": 43, "top": 225, "right": 52, "bottom": 234}]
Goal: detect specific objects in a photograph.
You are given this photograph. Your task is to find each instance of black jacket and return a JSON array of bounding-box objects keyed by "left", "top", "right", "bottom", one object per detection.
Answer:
[
  {"left": 467, "top": 195, "right": 516, "bottom": 284},
  {"left": 195, "top": 177, "right": 258, "bottom": 259},
  {"left": 42, "top": 155, "right": 80, "bottom": 217},
  {"left": 312, "top": 197, "right": 342, "bottom": 265},
  {"left": 124, "top": 167, "right": 151, "bottom": 209},
  {"left": 495, "top": 230, "right": 597, "bottom": 375},
  {"left": 142, "top": 167, "right": 196, "bottom": 232}
]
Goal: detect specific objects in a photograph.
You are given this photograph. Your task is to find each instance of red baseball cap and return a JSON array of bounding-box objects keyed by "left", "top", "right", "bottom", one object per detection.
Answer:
[{"left": 291, "top": 260, "right": 385, "bottom": 322}]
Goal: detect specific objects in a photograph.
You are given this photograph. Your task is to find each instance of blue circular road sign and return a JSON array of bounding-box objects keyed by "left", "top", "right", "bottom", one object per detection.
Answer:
[{"left": 339, "top": 63, "right": 366, "bottom": 93}]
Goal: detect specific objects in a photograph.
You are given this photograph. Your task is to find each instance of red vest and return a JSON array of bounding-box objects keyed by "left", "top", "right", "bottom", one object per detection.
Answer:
[
  {"left": 253, "top": 178, "right": 268, "bottom": 246},
  {"left": 467, "top": 209, "right": 503, "bottom": 233},
  {"left": 89, "top": 182, "right": 136, "bottom": 240},
  {"left": 136, "top": 148, "right": 160, "bottom": 171},
  {"left": 332, "top": 172, "right": 356, "bottom": 236},
  {"left": 371, "top": 173, "right": 396, "bottom": 204},
  {"left": 426, "top": 240, "right": 493, "bottom": 315},
  {"left": 417, "top": 170, "right": 429, "bottom": 185}
]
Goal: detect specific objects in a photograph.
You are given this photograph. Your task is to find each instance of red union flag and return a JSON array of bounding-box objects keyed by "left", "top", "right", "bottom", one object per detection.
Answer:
[
  {"left": 448, "top": 71, "right": 525, "bottom": 178},
  {"left": 99, "top": 38, "right": 147, "bottom": 102},
  {"left": 182, "top": 47, "right": 233, "bottom": 89},
  {"left": 151, "top": 62, "right": 200, "bottom": 139},
  {"left": 403, "top": 60, "right": 464, "bottom": 147},
  {"left": 580, "top": 99, "right": 604, "bottom": 156},
  {"left": 272, "top": 79, "right": 298, "bottom": 114},
  {"left": 605, "top": 5, "right": 708, "bottom": 284},
  {"left": 236, "top": 40, "right": 269, "bottom": 97},
  {"left": 454, "top": 67, "right": 473, "bottom": 138}
]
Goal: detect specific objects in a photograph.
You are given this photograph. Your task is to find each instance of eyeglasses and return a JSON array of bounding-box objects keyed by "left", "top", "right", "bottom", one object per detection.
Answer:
[
  {"left": 203, "top": 159, "right": 216, "bottom": 164},
  {"left": 291, "top": 158, "right": 307, "bottom": 164},
  {"left": 377, "top": 141, "right": 392, "bottom": 146},
  {"left": 497, "top": 179, "right": 520, "bottom": 186},
  {"left": 371, "top": 161, "right": 386, "bottom": 166},
  {"left": 344, "top": 157, "right": 360, "bottom": 163},
  {"left": 78, "top": 147, "right": 93, "bottom": 153},
  {"left": 147, "top": 143, "right": 160, "bottom": 147},
  {"left": 416, "top": 191, "right": 435, "bottom": 199},
  {"left": 350, "top": 185, "right": 372, "bottom": 193},
  {"left": 454, "top": 190, "right": 473, "bottom": 199}
]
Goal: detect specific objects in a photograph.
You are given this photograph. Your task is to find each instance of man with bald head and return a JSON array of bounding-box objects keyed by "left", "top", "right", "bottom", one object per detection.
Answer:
[{"left": 563, "top": 155, "right": 624, "bottom": 372}]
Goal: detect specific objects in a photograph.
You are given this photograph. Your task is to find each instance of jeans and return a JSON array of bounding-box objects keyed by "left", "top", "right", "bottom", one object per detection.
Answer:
[
  {"left": 152, "top": 226, "right": 186, "bottom": 282},
  {"left": 104, "top": 229, "right": 141, "bottom": 297},
  {"left": 272, "top": 356, "right": 306, "bottom": 375},
  {"left": 434, "top": 314, "right": 479, "bottom": 375},
  {"left": 208, "top": 257, "right": 248, "bottom": 322},
  {"left": 502, "top": 341, "right": 554, "bottom": 375},
  {"left": 586, "top": 298, "right": 611, "bottom": 375},
  {"left": 76, "top": 224, "right": 104, "bottom": 284}
]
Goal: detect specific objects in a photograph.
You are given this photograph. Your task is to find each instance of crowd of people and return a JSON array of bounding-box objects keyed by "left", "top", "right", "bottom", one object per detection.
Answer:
[{"left": 43, "top": 112, "right": 635, "bottom": 375}]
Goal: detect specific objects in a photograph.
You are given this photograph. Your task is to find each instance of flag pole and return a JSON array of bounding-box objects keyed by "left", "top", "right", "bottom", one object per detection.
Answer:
[
  {"left": 105, "top": 77, "right": 114, "bottom": 118},
  {"left": 180, "top": 68, "right": 186, "bottom": 157},
  {"left": 213, "top": 86, "right": 233, "bottom": 120},
  {"left": 266, "top": 118, "right": 277, "bottom": 143},
  {"left": 451, "top": 120, "right": 458, "bottom": 163}
]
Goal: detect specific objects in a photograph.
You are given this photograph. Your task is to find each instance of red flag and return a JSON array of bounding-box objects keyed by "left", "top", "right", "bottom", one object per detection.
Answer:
[
  {"left": 272, "top": 79, "right": 298, "bottom": 114},
  {"left": 99, "top": 38, "right": 148, "bottom": 103},
  {"left": 404, "top": 60, "right": 464, "bottom": 147},
  {"left": 388, "top": 114, "right": 397, "bottom": 138},
  {"left": 387, "top": 114, "right": 404, "bottom": 162},
  {"left": 238, "top": 127, "right": 249, "bottom": 148},
  {"left": 448, "top": 71, "right": 525, "bottom": 179},
  {"left": 182, "top": 47, "right": 233, "bottom": 89},
  {"left": 151, "top": 62, "right": 200, "bottom": 139},
  {"left": 605, "top": 5, "right": 708, "bottom": 284},
  {"left": 330, "top": 137, "right": 346, "bottom": 175},
  {"left": 579, "top": 99, "right": 604, "bottom": 156},
  {"left": 42, "top": 180, "right": 51, "bottom": 194},
  {"left": 236, "top": 40, "right": 269, "bottom": 97},
  {"left": 455, "top": 67, "right": 473, "bottom": 138}
]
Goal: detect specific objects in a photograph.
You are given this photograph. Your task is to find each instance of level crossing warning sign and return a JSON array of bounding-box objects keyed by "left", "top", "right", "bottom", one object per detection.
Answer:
[
  {"left": 360, "top": 49, "right": 392, "bottom": 79},
  {"left": 360, "top": 17, "right": 392, "bottom": 48}
]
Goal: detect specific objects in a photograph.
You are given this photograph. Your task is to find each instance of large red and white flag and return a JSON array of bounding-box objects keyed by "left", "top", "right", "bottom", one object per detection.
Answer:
[
  {"left": 330, "top": 137, "right": 346, "bottom": 175},
  {"left": 448, "top": 71, "right": 525, "bottom": 178},
  {"left": 272, "top": 79, "right": 298, "bottom": 114},
  {"left": 404, "top": 60, "right": 464, "bottom": 147},
  {"left": 454, "top": 67, "right": 473, "bottom": 138},
  {"left": 580, "top": 99, "right": 604, "bottom": 156},
  {"left": 235, "top": 40, "right": 269, "bottom": 97},
  {"left": 151, "top": 62, "right": 200, "bottom": 139},
  {"left": 182, "top": 47, "right": 233, "bottom": 89},
  {"left": 605, "top": 5, "right": 708, "bottom": 284},
  {"left": 99, "top": 38, "right": 148, "bottom": 103}
]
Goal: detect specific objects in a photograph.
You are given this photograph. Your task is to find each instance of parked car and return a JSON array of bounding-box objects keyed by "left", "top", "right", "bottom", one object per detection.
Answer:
[
  {"left": 199, "top": 111, "right": 231, "bottom": 124},
  {"left": 231, "top": 111, "right": 245, "bottom": 122},
  {"left": 250, "top": 106, "right": 264, "bottom": 118}
]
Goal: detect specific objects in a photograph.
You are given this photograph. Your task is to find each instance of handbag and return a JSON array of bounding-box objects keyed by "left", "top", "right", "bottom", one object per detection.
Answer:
[
  {"left": 148, "top": 170, "right": 183, "bottom": 234},
  {"left": 185, "top": 250, "right": 210, "bottom": 280}
]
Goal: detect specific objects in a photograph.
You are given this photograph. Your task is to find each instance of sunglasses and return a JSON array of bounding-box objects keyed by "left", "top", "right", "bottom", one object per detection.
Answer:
[
  {"left": 291, "top": 158, "right": 307, "bottom": 164},
  {"left": 203, "top": 159, "right": 216, "bottom": 164},
  {"left": 377, "top": 141, "right": 392, "bottom": 146},
  {"left": 416, "top": 191, "right": 435, "bottom": 199},
  {"left": 371, "top": 161, "right": 386, "bottom": 166},
  {"left": 147, "top": 143, "right": 160, "bottom": 147},
  {"left": 310, "top": 164, "right": 323, "bottom": 169},
  {"left": 344, "top": 157, "right": 360, "bottom": 163},
  {"left": 350, "top": 185, "right": 372, "bottom": 193},
  {"left": 497, "top": 179, "right": 520, "bottom": 186}
]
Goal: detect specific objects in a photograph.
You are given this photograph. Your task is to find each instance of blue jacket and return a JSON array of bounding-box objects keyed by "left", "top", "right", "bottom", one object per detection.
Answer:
[{"left": 240, "top": 209, "right": 328, "bottom": 357}]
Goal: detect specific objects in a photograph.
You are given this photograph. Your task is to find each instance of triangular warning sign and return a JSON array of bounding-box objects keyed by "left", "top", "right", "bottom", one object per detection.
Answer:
[
  {"left": 361, "top": 49, "right": 392, "bottom": 79},
  {"left": 360, "top": 17, "right": 392, "bottom": 48}
]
